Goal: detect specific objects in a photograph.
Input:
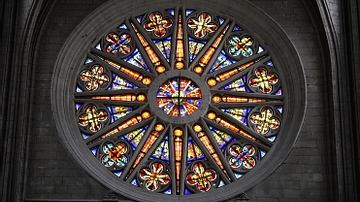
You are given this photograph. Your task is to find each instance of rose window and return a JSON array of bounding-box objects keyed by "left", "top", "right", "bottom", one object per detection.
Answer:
[{"left": 53, "top": 4, "right": 305, "bottom": 202}]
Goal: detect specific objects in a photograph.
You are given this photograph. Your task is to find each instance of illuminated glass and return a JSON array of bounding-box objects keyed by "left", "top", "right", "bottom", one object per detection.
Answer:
[
  {"left": 70, "top": 7, "right": 287, "bottom": 197},
  {"left": 156, "top": 77, "right": 202, "bottom": 117}
]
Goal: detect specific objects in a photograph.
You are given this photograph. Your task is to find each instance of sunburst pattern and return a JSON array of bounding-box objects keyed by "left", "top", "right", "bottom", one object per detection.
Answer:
[{"left": 73, "top": 8, "right": 284, "bottom": 195}]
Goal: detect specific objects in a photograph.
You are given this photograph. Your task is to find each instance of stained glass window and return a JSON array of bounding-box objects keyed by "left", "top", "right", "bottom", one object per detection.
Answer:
[
  {"left": 53, "top": 4, "right": 305, "bottom": 201},
  {"left": 73, "top": 8, "right": 283, "bottom": 195}
]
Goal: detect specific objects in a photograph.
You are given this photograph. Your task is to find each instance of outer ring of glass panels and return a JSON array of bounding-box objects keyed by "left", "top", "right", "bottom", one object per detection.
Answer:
[{"left": 52, "top": 1, "right": 306, "bottom": 201}]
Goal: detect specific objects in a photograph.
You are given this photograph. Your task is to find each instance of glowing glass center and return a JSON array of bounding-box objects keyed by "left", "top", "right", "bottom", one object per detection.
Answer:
[{"left": 156, "top": 77, "right": 202, "bottom": 117}]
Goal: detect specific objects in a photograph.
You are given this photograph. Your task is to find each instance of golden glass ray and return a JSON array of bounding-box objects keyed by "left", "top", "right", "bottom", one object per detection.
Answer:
[{"left": 131, "top": 23, "right": 167, "bottom": 74}]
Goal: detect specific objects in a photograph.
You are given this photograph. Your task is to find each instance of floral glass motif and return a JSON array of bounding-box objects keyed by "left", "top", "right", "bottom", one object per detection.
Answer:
[
  {"left": 105, "top": 33, "right": 131, "bottom": 54},
  {"left": 80, "top": 65, "right": 109, "bottom": 91},
  {"left": 156, "top": 77, "right": 202, "bottom": 117},
  {"left": 228, "top": 35, "right": 254, "bottom": 57},
  {"left": 139, "top": 162, "right": 170, "bottom": 191},
  {"left": 78, "top": 105, "right": 108, "bottom": 132},
  {"left": 186, "top": 162, "right": 217, "bottom": 192},
  {"left": 228, "top": 144, "right": 256, "bottom": 169},
  {"left": 101, "top": 142, "right": 129, "bottom": 167},
  {"left": 144, "top": 12, "right": 173, "bottom": 37},
  {"left": 73, "top": 8, "right": 284, "bottom": 197},
  {"left": 250, "top": 107, "right": 280, "bottom": 135},
  {"left": 249, "top": 67, "right": 279, "bottom": 93},
  {"left": 188, "top": 13, "right": 217, "bottom": 38}
]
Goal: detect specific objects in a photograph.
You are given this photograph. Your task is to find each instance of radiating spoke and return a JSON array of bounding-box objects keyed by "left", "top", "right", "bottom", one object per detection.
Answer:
[
  {"left": 85, "top": 105, "right": 151, "bottom": 145},
  {"left": 189, "top": 22, "right": 232, "bottom": 75},
  {"left": 72, "top": 7, "right": 287, "bottom": 197},
  {"left": 206, "top": 54, "right": 270, "bottom": 90},
  {"left": 205, "top": 107, "right": 272, "bottom": 148},
  {"left": 124, "top": 122, "right": 169, "bottom": 181},
  {"left": 89, "top": 49, "right": 155, "bottom": 88},
  {"left": 129, "top": 20, "right": 170, "bottom": 74},
  {"left": 206, "top": 51, "right": 269, "bottom": 78},
  {"left": 74, "top": 88, "right": 148, "bottom": 97},
  {"left": 187, "top": 124, "right": 232, "bottom": 184},
  {"left": 210, "top": 90, "right": 283, "bottom": 108},
  {"left": 210, "top": 90, "right": 284, "bottom": 99}
]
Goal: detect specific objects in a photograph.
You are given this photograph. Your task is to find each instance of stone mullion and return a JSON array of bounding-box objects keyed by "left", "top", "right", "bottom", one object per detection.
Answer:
[
  {"left": 343, "top": 0, "right": 360, "bottom": 201},
  {"left": 310, "top": 1, "right": 346, "bottom": 201},
  {"left": 1, "top": 0, "right": 58, "bottom": 201},
  {"left": 1, "top": 0, "right": 21, "bottom": 200}
]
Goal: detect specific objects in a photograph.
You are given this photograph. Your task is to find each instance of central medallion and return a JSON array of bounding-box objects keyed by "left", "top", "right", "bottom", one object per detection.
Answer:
[
  {"left": 156, "top": 77, "right": 202, "bottom": 117},
  {"left": 148, "top": 70, "right": 210, "bottom": 124}
]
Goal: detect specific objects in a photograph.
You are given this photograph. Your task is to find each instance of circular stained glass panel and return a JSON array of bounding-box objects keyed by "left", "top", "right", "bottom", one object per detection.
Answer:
[
  {"left": 156, "top": 77, "right": 202, "bottom": 117},
  {"left": 53, "top": 2, "right": 305, "bottom": 202}
]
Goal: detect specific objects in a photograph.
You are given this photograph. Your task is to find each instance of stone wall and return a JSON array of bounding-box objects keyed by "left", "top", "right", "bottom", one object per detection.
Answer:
[{"left": 17, "top": 0, "right": 330, "bottom": 201}]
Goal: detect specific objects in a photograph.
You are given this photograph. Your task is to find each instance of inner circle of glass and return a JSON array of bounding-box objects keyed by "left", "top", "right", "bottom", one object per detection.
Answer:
[
  {"left": 156, "top": 77, "right": 202, "bottom": 117},
  {"left": 67, "top": 6, "right": 293, "bottom": 199}
]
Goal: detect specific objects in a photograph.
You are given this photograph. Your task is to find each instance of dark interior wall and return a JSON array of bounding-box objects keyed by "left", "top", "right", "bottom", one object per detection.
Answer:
[
  {"left": 246, "top": 1, "right": 329, "bottom": 201},
  {"left": 23, "top": 0, "right": 328, "bottom": 201},
  {"left": 26, "top": 0, "right": 111, "bottom": 200}
]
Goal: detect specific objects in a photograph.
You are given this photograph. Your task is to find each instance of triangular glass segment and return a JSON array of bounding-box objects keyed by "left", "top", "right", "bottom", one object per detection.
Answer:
[
  {"left": 260, "top": 149, "right": 267, "bottom": 158},
  {"left": 188, "top": 37, "right": 206, "bottom": 62},
  {"left": 107, "top": 74, "right": 139, "bottom": 90},
  {"left": 136, "top": 16, "right": 142, "bottom": 23},
  {"left": 76, "top": 86, "right": 83, "bottom": 92},
  {"left": 233, "top": 25, "right": 242, "bottom": 31},
  {"left": 124, "top": 48, "right": 149, "bottom": 72},
  {"left": 220, "top": 107, "right": 252, "bottom": 126},
  {"left": 166, "top": 9, "right": 175, "bottom": 16},
  {"left": 185, "top": 9, "right": 195, "bottom": 17},
  {"left": 95, "top": 43, "right": 101, "bottom": 50},
  {"left": 154, "top": 37, "right": 172, "bottom": 61},
  {"left": 119, "top": 24, "right": 128, "bottom": 29},
  {"left": 209, "top": 50, "right": 236, "bottom": 72},
  {"left": 164, "top": 188, "right": 172, "bottom": 194},
  {"left": 275, "top": 89, "right": 282, "bottom": 95},
  {"left": 120, "top": 125, "right": 149, "bottom": 151},
  {"left": 208, "top": 126, "right": 237, "bottom": 152},
  {"left": 150, "top": 135, "right": 170, "bottom": 164},
  {"left": 234, "top": 173, "right": 243, "bottom": 179},
  {"left": 85, "top": 58, "right": 94, "bottom": 64},
  {"left": 276, "top": 106, "right": 283, "bottom": 114},
  {"left": 184, "top": 189, "right": 192, "bottom": 195},
  {"left": 131, "top": 178, "right": 139, "bottom": 186},
  {"left": 82, "top": 133, "right": 89, "bottom": 140},
  {"left": 257, "top": 45, "right": 265, "bottom": 54},
  {"left": 218, "top": 180, "right": 225, "bottom": 187},
  {"left": 265, "top": 60, "right": 274, "bottom": 67},
  {"left": 267, "top": 136, "right": 276, "bottom": 142},
  {"left": 218, "top": 17, "right": 225, "bottom": 25},
  {"left": 90, "top": 147, "right": 98, "bottom": 156},
  {"left": 221, "top": 76, "right": 250, "bottom": 92},
  {"left": 106, "top": 105, "right": 136, "bottom": 123},
  {"left": 75, "top": 103, "right": 83, "bottom": 111},
  {"left": 187, "top": 135, "right": 207, "bottom": 164},
  {"left": 114, "top": 171, "right": 122, "bottom": 177}
]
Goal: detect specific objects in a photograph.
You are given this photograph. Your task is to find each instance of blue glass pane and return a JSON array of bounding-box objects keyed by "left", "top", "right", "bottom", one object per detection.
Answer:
[
  {"left": 114, "top": 171, "right": 122, "bottom": 177},
  {"left": 210, "top": 50, "right": 236, "bottom": 72},
  {"left": 150, "top": 136, "right": 170, "bottom": 163},
  {"left": 187, "top": 136, "right": 206, "bottom": 163},
  {"left": 185, "top": 10, "right": 195, "bottom": 16},
  {"left": 108, "top": 74, "right": 138, "bottom": 90},
  {"left": 220, "top": 107, "right": 252, "bottom": 125},
  {"left": 120, "top": 126, "right": 149, "bottom": 150},
  {"left": 119, "top": 24, "right": 128, "bottom": 29},
  {"left": 106, "top": 106, "right": 135, "bottom": 123},
  {"left": 208, "top": 126, "right": 236, "bottom": 152},
  {"left": 90, "top": 147, "right": 98, "bottom": 156},
  {"left": 124, "top": 49, "right": 149, "bottom": 71}
]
